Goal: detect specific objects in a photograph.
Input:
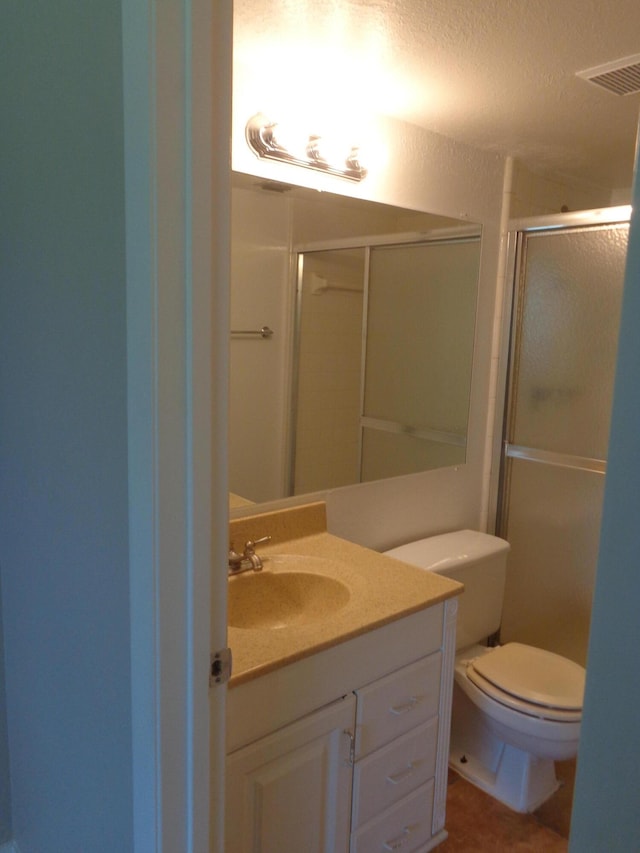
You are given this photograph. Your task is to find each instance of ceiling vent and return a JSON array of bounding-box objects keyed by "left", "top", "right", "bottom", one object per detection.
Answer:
[{"left": 577, "top": 54, "right": 640, "bottom": 96}]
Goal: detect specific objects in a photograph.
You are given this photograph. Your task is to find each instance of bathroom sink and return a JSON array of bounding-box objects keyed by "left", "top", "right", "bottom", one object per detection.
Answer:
[{"left": 228, "top": 557, "right": 351, "bottom": 630}]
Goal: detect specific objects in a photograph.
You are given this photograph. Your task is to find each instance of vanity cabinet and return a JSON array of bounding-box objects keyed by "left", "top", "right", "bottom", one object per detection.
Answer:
[
  {"left": 351, "top": 653, "right": 442, "bottom": 852},
  {"left": 226, "top": 599, "right": 458, "bottom": 853},
  {"left": 226, "top": 694, "right": 355, "bottom": 853}
]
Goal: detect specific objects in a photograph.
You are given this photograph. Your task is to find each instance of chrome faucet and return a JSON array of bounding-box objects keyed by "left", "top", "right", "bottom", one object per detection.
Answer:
[{"left": 228, "top": 536, "right": 272, "bottom": 575}]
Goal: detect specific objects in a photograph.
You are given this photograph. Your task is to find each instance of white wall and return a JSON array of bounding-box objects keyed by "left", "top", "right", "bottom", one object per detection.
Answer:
[
  {"left": 230, "top": 187, "right": 292, "bottom": 501},
  {"left": 0, "top": 3, "right": 132, "bottom": 850},
  {"left": 509, "top": 161, "right": 612, "bottom": 217},
  {"left": 232, "top": 111, "right": 506, "bottom": 550}
]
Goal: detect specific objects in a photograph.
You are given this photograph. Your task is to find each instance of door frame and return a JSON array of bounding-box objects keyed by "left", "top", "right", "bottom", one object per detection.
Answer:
[
  {"left": 487, "top": 205, "right": 631, "bottom": 532},
  {"left": 122, "top": 2, "right": 232, "bottom": 850}
]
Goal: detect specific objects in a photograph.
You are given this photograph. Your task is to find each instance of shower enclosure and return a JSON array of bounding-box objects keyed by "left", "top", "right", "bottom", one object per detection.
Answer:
[{"left": 497, "top": 208, "right": 630, "bottom": 665}]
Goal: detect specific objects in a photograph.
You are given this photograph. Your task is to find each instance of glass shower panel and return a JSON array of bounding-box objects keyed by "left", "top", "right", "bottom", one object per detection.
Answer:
[
  {"left": 501, "top": 458, "right": 605, "bottom": 667},
  {"left": 292, "top": 248, "right": 365, "bottom": 494},
  {"left": 360, "top": 427, "right": 465, "bottom": 482},
  {"left": 363, "top": 240, "right": 479, "bottom": 441},
  {"left": 499, "top": 215, "right": 629, "bottom": 666},
  {"left": 511, "top": 225, "right": 628, "bottom": 460}
]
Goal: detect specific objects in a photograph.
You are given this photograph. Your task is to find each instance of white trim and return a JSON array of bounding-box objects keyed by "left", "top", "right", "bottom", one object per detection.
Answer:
[
  {"left": 122, "top": 2, "right": 231, "bottom": 850},
  {"left": 187, "top": 2, "right": 213, "bottom": 849},
  {"left": 189, "top": 3, "right": 232, "bottom": 852},
  {"left": 122, "top": 0, "right": 232, "bottom": 853},
  {"left": 432, "top": 597, "right": 458, "bottom": 834}
]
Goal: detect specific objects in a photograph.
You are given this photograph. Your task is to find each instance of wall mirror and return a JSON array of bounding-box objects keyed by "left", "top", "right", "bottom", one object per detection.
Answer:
[{"left": 229, "top": 172, "right": 482, "bottom": 507}]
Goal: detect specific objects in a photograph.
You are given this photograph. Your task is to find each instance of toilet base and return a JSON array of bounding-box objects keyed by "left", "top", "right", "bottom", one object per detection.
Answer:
[
  {"left": 449, "top": 681, "right": 562, "bottom": 812},
  {"left": 449, "top": 741, "right": 559, "bottom": 813}
]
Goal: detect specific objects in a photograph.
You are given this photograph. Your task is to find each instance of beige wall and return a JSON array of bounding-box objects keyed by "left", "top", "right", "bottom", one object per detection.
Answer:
[
  {"left": 229, "top": 188, "right": 291, "bottom": 502},
  {"left": 509, "top": 161, "right": 612, "bottom": 218}
]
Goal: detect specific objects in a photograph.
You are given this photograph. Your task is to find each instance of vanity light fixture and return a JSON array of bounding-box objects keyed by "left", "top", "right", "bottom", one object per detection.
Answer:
[{"left": 245, "top": 113, "right": 367, "bottom": 182}]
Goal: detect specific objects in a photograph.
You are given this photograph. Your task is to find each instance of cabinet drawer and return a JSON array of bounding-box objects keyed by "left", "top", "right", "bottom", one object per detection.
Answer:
[
  {"left": 350, "top": 779, "right": 435, "bottom": 853},
  {"left": 351, "top": 717, "right": 438, "bottom": 829},
  {"left": 355, "top": 654, "right": 442, "bottom": 758}
]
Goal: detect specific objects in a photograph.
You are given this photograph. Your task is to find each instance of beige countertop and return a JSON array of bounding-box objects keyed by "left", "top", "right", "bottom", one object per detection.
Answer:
[
  {"left": 229, "top": 491, "right": 255, "bottom": 509},
  {"left": 228, "top": 502, "right": 462, "bottom": 686}
]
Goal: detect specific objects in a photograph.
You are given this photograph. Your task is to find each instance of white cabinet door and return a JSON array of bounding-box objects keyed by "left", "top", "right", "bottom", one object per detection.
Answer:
[{"left": 226, "top": 694, "right": 356, "bottom": 853}]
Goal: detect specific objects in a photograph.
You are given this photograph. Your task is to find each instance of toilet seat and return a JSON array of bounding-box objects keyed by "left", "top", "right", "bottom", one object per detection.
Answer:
[{"left": 465, "top": 643, "right": 585, "bottom": 722}]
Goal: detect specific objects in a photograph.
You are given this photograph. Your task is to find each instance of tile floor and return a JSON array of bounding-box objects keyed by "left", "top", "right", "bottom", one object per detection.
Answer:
[{"left": 439, "top": 760, "right": 575, "bottom": 851}]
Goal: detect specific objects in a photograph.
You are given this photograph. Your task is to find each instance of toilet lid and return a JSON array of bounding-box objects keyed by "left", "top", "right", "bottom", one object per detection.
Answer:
[
  {"left": 467, "top": 643, "right": 585, "bottom": 717},
  {"left": 466, "top": 667, "right": 583, "bottom": 722}
]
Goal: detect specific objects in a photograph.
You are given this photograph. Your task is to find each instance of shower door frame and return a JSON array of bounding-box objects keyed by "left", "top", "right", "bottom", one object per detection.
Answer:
[{"left": 493, "top": 205, "right": 631, "bottom": 535}]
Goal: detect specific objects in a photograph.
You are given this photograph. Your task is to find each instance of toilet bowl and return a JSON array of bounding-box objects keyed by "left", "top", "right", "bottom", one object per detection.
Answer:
[{"left": 384, "top": 530, "right": 586, "bottom": 813}]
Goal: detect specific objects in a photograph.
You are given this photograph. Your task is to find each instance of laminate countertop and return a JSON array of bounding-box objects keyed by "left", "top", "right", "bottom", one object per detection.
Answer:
[{"left": 227, "top": 502, "right": 462, "bottom": 686}]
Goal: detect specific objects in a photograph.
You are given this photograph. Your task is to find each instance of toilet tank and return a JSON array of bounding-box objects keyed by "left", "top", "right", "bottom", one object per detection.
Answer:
[{"left": 384, "top": 530, "right": 510, "bottom": 651}]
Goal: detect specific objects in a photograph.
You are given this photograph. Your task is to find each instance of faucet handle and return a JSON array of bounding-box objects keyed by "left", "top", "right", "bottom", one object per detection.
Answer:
[
  {"left": 244, "top": 535, "right": 271, "bottom": 554},
  {"left": 228, "top": 543, "right": 243, "bottom": 566}
]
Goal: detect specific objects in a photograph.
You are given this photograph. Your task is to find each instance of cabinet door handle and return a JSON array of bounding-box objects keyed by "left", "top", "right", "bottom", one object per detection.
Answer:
[
  {"left": 386, "top": 762, "right": 416, "bottom": 785},
  {"left": 383, "top": 825, "right": 413, "bottom": 850},
  {"left": 389, "top": 696, "right": 419, "bottom": 715},
  {"left": 343, "top": 729, "right": 355, "bottom": 767}
]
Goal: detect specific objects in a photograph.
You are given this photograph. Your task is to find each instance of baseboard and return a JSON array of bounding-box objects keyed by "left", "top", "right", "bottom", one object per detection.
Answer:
[{"left": 0, "top": 840, "right": 21, "bottom": 853}]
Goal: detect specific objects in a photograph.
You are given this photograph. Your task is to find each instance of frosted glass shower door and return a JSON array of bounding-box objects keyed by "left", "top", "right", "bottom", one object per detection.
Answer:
[
  {"left": 499, "top": 220, "right": 628, "bottom": 665},
  {"left": 361, "top": 239, "right": 479, "bottom": 481},
  {"left": 291, "top": 235, "right": 481, "bottom": 493},
  {"left": 292, "top": 248, "right": 365, "bottom": 494}
]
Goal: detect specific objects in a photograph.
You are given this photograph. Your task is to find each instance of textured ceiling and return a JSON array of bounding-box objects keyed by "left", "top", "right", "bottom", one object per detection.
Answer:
[{"left": 234, "top": 0, "right": 640, "bottom": 191}]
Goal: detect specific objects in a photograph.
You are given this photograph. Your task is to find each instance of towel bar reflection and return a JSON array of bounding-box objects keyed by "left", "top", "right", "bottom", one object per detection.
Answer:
[{"left": 230, "top": 326, "right": 274, "bottom": 339}]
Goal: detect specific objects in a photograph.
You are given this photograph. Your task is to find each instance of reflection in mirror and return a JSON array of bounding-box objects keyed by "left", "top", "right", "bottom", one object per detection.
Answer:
[
  {"left": 292, "top": 236, "right": 480, "bottom": 494},
  {"left": 229, "top": 172, "right": 481, "bottom": 507}
]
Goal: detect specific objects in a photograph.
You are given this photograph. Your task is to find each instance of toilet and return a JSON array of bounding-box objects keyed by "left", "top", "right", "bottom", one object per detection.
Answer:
[{"left": 384, "top": 529, "right": 586, "bottom": 813}]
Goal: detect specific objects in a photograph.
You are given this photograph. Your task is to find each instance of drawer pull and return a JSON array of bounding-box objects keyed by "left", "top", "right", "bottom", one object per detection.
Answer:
[
  {"left": 386, "top": 762, "right": 416, "bottom": 785},
  {"left": 383, "top": 825, "right": 413, "bottom": 850},
  {"left": 389, "top": 696, "right": 419, "bottom": 715}
]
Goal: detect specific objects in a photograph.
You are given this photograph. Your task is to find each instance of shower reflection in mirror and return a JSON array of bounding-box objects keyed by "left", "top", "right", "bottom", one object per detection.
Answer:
[{"left": 291, "top": 232, "right": 480, "bottom": 495}]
